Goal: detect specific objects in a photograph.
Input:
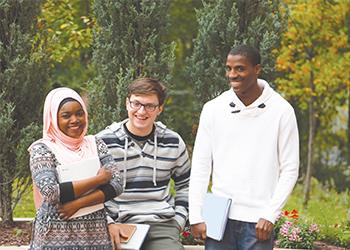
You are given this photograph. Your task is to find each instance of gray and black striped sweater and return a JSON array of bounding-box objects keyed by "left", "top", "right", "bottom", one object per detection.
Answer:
[{"left": 96, "top": 120, "right": 190, "bottom": 229}]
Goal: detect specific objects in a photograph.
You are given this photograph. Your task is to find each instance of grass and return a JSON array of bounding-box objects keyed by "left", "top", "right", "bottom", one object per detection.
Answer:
[
  {"left": 284, "top": 178, "right": 350, "bottom": 247},
  {"left": 13, "top": 185, "right": 35, "bottom": 218}
]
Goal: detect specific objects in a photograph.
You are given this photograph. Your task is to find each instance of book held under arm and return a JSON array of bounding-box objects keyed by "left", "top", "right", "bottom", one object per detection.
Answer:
[
  {"left": 56, "top": 157, "right": 104, "bottom": 218},
  {"left": 202, "top": 193, "right": 232, "bottom": 241}
]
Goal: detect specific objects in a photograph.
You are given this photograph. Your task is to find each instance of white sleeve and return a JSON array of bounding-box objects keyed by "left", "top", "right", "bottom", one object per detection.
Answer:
[
  {"left": 189, "top": 103, "right": 213, "bottom": 225},
  {"left": 262, "top": 108, "right": 299, "bottom": 223}
]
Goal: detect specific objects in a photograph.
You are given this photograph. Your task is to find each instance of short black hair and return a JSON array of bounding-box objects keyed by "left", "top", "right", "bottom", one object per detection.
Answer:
[{"left": 229, "top": 45, "right": 261, "bottom": 66}]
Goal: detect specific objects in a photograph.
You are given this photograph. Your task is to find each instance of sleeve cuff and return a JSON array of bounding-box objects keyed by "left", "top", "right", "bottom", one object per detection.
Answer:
[
  {"left": 261, "top": 209, "right": 280, "bottom": 224},
  {"left": 174, "top": 214, "right": 186, "bottom": 231},
  {"left": 107, "top": 215, "right": 116, "bottom": 224},
  {"left": 59, "top": 182, "right": 75, "bottom": 203},
  {"left": 98, "top": 184, "right": 117, "bottom": 202}
]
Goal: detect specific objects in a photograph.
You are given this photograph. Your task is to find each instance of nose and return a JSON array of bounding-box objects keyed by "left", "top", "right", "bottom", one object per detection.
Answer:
[
  {"left": 136, "top": 105, "right": 147, "bottom": 113},
  {"left": 227, "top": 69, "right": 238, "bottom": 78},
  {"left": 70, "top": 115, "right": 80, "bottom": 124}
]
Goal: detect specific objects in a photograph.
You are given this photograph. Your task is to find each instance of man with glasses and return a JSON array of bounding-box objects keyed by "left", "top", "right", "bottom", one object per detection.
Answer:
[{"left": 97, "top": 78, "right": 190, "bottom": 250}]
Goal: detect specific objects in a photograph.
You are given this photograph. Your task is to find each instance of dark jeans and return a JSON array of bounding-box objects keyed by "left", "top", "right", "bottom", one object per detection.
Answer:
[{"left": 205, "top": 219, "right": 273, "bottom": 250}]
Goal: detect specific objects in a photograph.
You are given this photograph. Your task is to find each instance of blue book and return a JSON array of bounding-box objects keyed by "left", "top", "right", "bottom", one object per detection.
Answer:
[{"left": 202, "top": 193, "right": 232, "bottom": 241}]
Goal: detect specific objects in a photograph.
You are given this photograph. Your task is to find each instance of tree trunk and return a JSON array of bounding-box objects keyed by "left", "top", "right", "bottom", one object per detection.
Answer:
[
  {"left": 303, "top": 71, "right": 315, "bottom": 207},
  {"left": 0, "top": 182, "right": 14, "bottom": 224}
]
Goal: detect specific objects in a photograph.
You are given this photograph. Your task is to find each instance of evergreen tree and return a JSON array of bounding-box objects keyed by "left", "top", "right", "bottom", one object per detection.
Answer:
[
  {"left": 187, "top": 0, "right": 286, "bottom": 112},
  {"left": 88, "top": 0, "right": 175, "bottom": 132},
  {"left": 0, "top": 0, "right": 49, "bottom": 223}
]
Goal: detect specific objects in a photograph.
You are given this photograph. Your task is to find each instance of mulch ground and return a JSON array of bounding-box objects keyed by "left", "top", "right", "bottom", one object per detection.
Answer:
[
  {"left": 0, "top": 221, "right": 349, "bottom": 249},
  {"left": 0, "top": 221, "right": 32, "bottom": 246}
]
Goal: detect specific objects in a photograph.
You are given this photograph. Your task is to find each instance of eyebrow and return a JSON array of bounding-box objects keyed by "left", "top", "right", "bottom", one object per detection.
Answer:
[{"left": 131, "top": 100, "right": 158, "bottom": 105}]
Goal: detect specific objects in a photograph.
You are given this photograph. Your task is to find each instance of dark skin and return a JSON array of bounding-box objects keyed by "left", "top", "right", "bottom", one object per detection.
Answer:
[{"left": 191, "top": 53, "right": 274, "bottom": 242}]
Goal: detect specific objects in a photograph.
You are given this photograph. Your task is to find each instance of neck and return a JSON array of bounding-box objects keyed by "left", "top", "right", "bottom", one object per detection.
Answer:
[
  {"left": 125, "top": 121, "right": 154, "bottom": 137},
  {"left": 236, "top": 81, "right": 263, "bottom": 106}
]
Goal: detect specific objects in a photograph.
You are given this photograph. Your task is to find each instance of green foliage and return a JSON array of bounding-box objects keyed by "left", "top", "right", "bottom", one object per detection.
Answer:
[
  {"left": 88, "top": 0, "right": 176, "bottom": 133},
  {"left": 284, "top": 179, "right": 350, "bottom": 247},
  {"left": 37, "top": 0, "right": 94, "bottom": 90},
  {"left": 162, "top": 0, "right": 201, "bottom": 145},
  {"left": 38, "top": 0, "right": 94, "bottom": 63},
  {"left": 13, "top": 183, "right": 35, "bottom": 218},
  {"left": 0, "top": 0, "right": 49, "bottom": 222},
  {"left": 275, "top": 0, "right": 350, "bottom": 192},
  {"left": 188, "top": 0, "right": 287, "bottom": 113}
]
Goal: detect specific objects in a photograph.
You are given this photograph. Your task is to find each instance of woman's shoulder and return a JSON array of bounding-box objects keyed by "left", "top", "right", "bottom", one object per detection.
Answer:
[
  {"left": 30, "top": 141, "right": 53, "bottom": 154},
  {"left": 29, "top": 141, "right": 57, "bottom": 165}
]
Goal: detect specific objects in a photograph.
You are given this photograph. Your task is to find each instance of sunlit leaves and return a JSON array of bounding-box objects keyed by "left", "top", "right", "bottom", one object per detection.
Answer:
[
  {"left": 276, "top": 0, "right": 350, "bottom": 111},
  {"left": 37, "top": 0, "right": 94, "bottom": 63}
]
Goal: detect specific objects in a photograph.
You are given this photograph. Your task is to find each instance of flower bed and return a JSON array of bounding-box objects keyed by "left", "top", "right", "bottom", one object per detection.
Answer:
[{"left": 274, "top": 209, "right": 319, "bottom": 249}]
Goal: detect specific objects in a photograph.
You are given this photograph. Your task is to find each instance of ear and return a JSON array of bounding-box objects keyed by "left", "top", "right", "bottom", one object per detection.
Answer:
[
  {"left": 157, "top": 105, "right": 164, "bottom": 115},
  {"left": 255, "top": 64, "right": 262, "bottom": 76}
]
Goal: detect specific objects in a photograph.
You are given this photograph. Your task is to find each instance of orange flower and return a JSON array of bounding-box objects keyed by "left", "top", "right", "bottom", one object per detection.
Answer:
[{"left": 290, "top": 209, "right": 299, "bottom": 219}]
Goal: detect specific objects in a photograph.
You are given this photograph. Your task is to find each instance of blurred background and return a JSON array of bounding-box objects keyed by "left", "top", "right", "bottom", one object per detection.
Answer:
[{"left": 0, "top": 0, "right": 349, "bottom": 247}]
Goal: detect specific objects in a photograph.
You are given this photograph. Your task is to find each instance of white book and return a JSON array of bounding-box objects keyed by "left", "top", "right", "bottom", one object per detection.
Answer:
[
  {"left": 121, "top": 224, "right": 150, "bottom": 250},
  {"left": 56, "top": 157, "right": 104, "bottom": 218},
  {"left": 202, "top": 193, "right": 232, "bottom": 241}
]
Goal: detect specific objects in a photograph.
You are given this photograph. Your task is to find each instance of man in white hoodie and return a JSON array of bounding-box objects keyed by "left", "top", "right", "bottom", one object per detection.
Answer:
[{"left": 189, "top": 45, "right": 299, "bottom": 250}]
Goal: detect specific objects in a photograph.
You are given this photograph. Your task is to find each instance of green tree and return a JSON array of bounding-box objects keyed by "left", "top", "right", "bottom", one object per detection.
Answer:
[
  {"left": 275, "top": 0, "right": 350, "bottom": 204},
  {"left": 165, "top": 0, "right": 201, "bottom": 145},
  {"left": 37, "top": 0, "right": 94, "bottom": 90},
  {"left": 0, "top": 0, "right": 49, "bottom": 223},
  {"left": 88, "top": 0, "right": 175, "bottom": 133},
  {"left": 187, "top": 0, "right": 286, "bottom": 114}
]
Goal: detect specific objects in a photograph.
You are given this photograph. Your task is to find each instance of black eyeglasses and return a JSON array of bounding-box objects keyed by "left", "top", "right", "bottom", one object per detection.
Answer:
[{"left": 128, "top": 99, "right": 159, "bottom": 112}]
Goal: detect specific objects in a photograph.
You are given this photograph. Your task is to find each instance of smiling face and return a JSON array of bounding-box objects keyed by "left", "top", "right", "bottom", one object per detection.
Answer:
[
  {"left": 225, "top": 54, "right": 261, "bottom": 98},
  {"left": 125, "top": 94, "right": 163, "bottom": 136},
  {"left": 57, "top": 100, "right": 86, "bottom": 139}
]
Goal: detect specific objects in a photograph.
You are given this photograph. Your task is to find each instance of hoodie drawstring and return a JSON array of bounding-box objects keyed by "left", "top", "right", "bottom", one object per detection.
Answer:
[
  {"left": 153, "top": 132, "right": 158, "bottom": 186},
  {"left": 123, "top": 137, "right": 128, "bottom": 188}
]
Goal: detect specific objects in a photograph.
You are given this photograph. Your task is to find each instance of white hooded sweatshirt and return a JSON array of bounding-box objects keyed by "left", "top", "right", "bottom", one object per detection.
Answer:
[{"left": 189, "top": 79, "right": 299, "bottom": 225}]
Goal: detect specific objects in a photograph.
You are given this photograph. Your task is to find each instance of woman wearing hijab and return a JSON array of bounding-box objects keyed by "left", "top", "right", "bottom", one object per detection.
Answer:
[{"left": 29, "top": 87, "right": 123, "bottom": 250}]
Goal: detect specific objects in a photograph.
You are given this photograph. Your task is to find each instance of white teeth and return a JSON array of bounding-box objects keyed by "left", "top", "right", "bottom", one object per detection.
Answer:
[{"left": 136, "top": 116, "right": 147, "bottom": 120}]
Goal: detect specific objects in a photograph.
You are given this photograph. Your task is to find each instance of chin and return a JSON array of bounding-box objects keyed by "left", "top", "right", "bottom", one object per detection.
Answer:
[{"left": 230, "top": 83, "right": 241, "bottom": 89}]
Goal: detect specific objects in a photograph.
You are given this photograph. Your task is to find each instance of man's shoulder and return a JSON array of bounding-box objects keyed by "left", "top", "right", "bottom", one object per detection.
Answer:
[
  {"left": 200, "top": 89, "right": 231, "bottom": 113},
  {"left": 95, "top": 121, "right": 126, "bottom": 144},
  {"left": 155, "top": 121, "right": 183, "bottom": 145},
  {"left": 270, "top": 90, "right": 295, "bottom": 113}
]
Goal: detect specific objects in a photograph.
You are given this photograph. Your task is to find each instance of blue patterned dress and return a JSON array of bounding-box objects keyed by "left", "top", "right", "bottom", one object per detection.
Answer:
[{"left": 29, "top": 138, "right": 123, "bottom": 250}]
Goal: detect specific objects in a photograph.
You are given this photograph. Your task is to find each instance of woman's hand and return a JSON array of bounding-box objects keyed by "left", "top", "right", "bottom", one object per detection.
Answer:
[
  {"left": 58, "top": 200, "right": 81, "bottom": 220},
  {"left": 97, "top": 167, "right": 113, "bottom": 184}
]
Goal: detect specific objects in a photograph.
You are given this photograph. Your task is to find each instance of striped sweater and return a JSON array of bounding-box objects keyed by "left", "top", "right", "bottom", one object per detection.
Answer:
[{"left": 96, "top": 120, "right": 190, "bottom": 229}]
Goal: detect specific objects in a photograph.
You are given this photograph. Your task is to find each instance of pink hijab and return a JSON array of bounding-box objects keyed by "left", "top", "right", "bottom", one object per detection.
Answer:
[{"left": 30, "top": 87, "right": 98, "bottom": 209}]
